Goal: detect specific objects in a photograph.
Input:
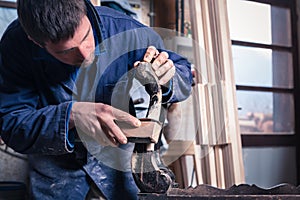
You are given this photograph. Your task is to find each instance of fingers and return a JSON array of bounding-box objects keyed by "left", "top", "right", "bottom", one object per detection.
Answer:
[
  {"left": 74, "top": 102, "right": 141, "bottom": 147},
  {"left": 112, "top": 108, "right": 141, "bottom": 127},
  {"left": 143, "top": 46, "right": 159, "bottom": 62},
  {"left": 99, "top": 116, "right": 128, "bottom": 145},
  {"left": 105, "top": 119, "right": 128, "bottom": 145},
  {"left": 141, "top": 47, "right": 175, "bottom": 84},
  {"left": 96, "top": 104, "right": 141, "bottom": 145},
  {"left": 152, "top": 53, "right": 175, "bottom": 85},
  {"left": 101, "top": 126, "right": 119, "bottom": 147},
  {"left": 152, "top": 51, "right": 169, "bottom": 70},
  {"left": 94, "top": 133, "right": 115, "bottom": 147},
  {"left": 93, "top": 119, "right": 125, "bottom": 147},
  {"left": 158, "top": 62, "right": 176, "bottom": 85}
]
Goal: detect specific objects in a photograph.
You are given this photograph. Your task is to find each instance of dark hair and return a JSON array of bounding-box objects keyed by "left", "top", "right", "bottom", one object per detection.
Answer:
[{"left": 17, "top": 0, "right": 87, "bottom": 46}]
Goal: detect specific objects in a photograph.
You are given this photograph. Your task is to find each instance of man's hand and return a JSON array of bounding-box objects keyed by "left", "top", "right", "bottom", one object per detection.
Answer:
[
  {"left": 134, "top": 46, "right": 175, "bottom": 85},
  {"left": 69, "top": 102, "right": 141, "bottom": 146}
]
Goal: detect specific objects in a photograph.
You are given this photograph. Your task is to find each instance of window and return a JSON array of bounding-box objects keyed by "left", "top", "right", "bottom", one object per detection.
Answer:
[{"left": 227, "top": 0, "right": 298, "bottom": 141}]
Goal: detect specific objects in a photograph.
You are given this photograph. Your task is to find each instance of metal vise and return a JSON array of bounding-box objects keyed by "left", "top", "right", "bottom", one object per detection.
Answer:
[{"left": 118, "top": 62, "right": 175, "bottom": 193}]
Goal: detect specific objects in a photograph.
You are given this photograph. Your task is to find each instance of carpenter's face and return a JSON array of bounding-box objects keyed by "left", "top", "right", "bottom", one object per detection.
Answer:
[{"left": 44, "top": 15, "right": 95, "bottom": 67}]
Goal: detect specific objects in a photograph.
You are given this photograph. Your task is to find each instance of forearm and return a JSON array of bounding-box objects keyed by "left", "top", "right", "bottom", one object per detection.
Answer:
[{"left": 0, "top": 102, "right": 73, "bottom": 155}]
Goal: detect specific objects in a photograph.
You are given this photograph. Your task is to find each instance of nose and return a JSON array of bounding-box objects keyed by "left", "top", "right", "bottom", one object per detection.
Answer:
[{"left": 77, "top": 44, "right": 92, "bottom": 61}]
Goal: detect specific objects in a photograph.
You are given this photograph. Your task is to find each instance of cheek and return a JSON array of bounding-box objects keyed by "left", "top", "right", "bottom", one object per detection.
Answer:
[
  {"left": 84, "top": 43, "right": 94, "bottom": 54},
  {"left": 86, "top": 37, "right": 95, "bottom": 51}
]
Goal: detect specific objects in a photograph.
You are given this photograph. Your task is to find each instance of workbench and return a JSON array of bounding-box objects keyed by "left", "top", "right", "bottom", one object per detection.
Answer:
[{"left": 138, "top": 183, "right": 300, "bottom": 200}]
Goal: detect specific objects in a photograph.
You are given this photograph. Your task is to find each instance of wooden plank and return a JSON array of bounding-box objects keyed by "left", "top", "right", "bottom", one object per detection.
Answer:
[
  {"left": 214, "top": 146, "right": 225, "bottom": 188},
  {"left": 119, "top": 119, "right": 162, "bottom": 143},
  {"left": 222, "top": 144, "right": 235, "bottom": 188},
  {"left": 188, "top": 0, "right": 245, "bottom": 188},
  {"left": 193, "top": 144, "right": 204, "bottom": 185},
  {"left": 207, "top": 146, "right": 217, "bottom": 187},
  {"left": 193, "top": 84, "right": 209, "bottom": 145},
  {"left": 163, "top": 140, "right": 196, "bottom": 188},
  {"left": 179, "top": 156, "right": 189, "bottom": 188},
  {"left": 162, "top": 140, "right": 194, "bottom": 157},
  {"left": 162, "top": 140, "right": 204, "bottom": 187},
  {"left": 215, "top": 0, "right": 245, "bottom": 184},
  {"left": 169, "top": 160, "right": 184, "bottom": 188}
]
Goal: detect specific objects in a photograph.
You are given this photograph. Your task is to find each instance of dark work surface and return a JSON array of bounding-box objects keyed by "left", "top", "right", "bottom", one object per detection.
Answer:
[{"left": 138, "top": 183, "right": 300, "bottom": 200}]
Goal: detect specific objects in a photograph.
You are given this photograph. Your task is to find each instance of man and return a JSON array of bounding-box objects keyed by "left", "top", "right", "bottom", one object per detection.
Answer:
[{"left": 0, "top": 0, "right": 192, "bottom": 199}]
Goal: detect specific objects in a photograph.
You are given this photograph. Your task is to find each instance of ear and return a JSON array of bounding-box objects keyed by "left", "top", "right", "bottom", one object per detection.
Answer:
[{"left": 27, "top": 35, "right": 44, "bottom": 48}]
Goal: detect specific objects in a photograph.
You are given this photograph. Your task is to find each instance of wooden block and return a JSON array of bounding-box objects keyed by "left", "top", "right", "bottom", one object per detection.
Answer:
[{"left": 117, "top": 118, "right": 163, "bottom": 143}]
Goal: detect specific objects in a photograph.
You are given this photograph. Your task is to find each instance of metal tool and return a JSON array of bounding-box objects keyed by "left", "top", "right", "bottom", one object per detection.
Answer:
[{"left": 118, "top": 62, "right": 175, "bottom": 193}]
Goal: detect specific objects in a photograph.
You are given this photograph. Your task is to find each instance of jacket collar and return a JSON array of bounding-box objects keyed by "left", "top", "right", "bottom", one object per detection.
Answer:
[{"left": 85, "top": 0, "right": 105, "bottom": 56}]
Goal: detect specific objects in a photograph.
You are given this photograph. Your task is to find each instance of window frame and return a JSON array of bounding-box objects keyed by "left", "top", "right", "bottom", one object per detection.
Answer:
[
  {"left": 229, "top": 0, "right": 299, "bottom": 148},
  {"left": 0, "top": 1, "right": 16, "bottom": 8}
]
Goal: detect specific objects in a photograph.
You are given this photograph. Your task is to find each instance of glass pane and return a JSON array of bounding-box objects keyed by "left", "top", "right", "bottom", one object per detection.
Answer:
[
  {"left": 0, "top": 7, "right": 17, "bottom": 37},
  {"left": 227, "top": 0, "right": 291, "bottom": 47},
  {"left": 237, "top": 90, "right": 294, "bottom": 134},
  {"left": 243, "top": 147, "right": 297, "bottom": 188},
  {"left": 271, "top": 6, "right": 291, "bottom": 47},
  {"left": 232, "top": 45, "right": 293, "bottom": 88}
]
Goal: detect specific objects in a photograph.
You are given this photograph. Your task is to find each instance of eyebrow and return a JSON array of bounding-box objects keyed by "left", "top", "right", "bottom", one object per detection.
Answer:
[{"left": 55, "top": 26, "right": 91, "bottom": 54}]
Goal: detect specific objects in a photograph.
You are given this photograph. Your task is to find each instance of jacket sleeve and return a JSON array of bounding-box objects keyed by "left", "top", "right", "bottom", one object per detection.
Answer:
[{"left": 0, "top": 21, "right": 73, "bottom": 155}]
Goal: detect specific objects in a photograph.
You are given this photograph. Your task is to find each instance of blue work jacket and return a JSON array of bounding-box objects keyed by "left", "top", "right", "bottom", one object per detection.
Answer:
[{"left": 0, "top": 4, "right": 192, "bottom": 200}]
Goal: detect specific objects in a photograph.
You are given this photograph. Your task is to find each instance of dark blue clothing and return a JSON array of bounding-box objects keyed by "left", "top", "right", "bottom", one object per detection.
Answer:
[{"left": 0, "top": 4, "right": 192, "bottom": 200}]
